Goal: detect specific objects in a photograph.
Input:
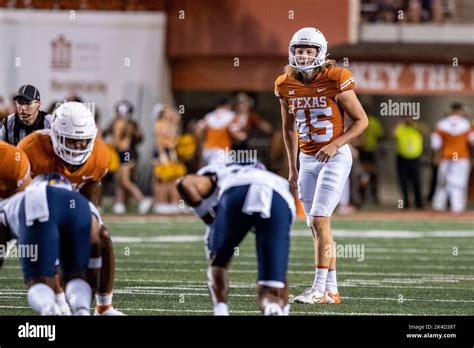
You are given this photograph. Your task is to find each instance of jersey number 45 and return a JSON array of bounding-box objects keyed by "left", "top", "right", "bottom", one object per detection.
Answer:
[{"left": 295, "top": 107, "right": 333, "bottom": 142}]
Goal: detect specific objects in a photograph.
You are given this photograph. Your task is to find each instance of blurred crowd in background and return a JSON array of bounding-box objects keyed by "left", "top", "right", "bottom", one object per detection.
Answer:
[{"left": 361, "top": 0, "right": 462, "bottom": 23}]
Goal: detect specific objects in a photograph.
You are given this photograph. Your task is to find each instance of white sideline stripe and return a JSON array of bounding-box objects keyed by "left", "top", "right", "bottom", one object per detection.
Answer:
[{"left": 112, "top": 229, "right": 474, "bottom": 243}]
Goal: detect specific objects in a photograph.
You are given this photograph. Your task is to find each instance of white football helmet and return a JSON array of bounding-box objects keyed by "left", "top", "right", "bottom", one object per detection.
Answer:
[
  {"left": 50, "top": 101, "right": 97, "bottom": 166},
  {"left": 289, "top": 27, "right": 328, "bottom": 72}
]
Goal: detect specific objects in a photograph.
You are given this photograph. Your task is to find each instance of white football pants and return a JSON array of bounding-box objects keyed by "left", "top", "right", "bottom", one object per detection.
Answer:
[
  {"left": 433, "top": 159, "right": 471, "bottom": 213},
  {"left": 297, "top": 144, "right": 352, "bottom": 219}
]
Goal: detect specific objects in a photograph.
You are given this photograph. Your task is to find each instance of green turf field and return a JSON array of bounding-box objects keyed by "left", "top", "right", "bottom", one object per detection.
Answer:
[{"left": 1, "top": 218, "right": 473, "bottom": 315}]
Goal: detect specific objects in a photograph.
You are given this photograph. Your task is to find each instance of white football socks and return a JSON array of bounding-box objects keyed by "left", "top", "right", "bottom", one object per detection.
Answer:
[
  {"left": 96, "top": 293, "right": 113, "bottom": 306},
  {"left": 28, "top": 283, "right": 60, "bottom": 315},
  {"left": 66, "top": 278, "right": 92, "bottom": 315},
  {"left": 213, "top": 302, "right": 229, "bottom": 316},
  {"left": 263, "top": 303, "right": 284, "bottom": 316},
  {"left": 326, "top": 269, "right": 338, "bottom": 294},
  {"left": 312, "top": 267, "right": 328, "bottom": 294},
  {"left": 55, "top": 292, "right": 72, "bottom": 315}
]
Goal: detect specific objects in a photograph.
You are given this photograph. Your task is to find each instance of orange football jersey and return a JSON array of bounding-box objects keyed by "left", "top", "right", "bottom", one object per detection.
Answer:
[
  {"left": 0, "top": 141, "right": 30, "bottom": 199},
  {"left": 18, "top": 130, "right": 110, "bottom": 190},
  {"left": 275, "top": 66, "right": 355, "bottom": 154},
  {"left": 433, "top": 115, "right": 474, "bottom": 160},
  {"left": 201, "top": 109, "right": 236, "bottom": 150}
]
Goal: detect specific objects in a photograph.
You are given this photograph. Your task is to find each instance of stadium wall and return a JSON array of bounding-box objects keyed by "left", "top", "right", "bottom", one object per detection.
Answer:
[{"left": 0, "top": 9, "right": 173, "bottom": 184}]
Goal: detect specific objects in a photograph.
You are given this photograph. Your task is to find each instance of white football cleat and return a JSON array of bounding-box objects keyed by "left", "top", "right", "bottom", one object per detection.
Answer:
[
  {"left": 293, "top": 287, "right": 327, "bottom": 304},
  {"left": 113, "top": 203, "right": 126, "bottom": 214},
  {"left": 138, "top": 198, "right": 152, "bottom": 215},
  {"left": 94, "top": 307, "right": 126, "bottom": 316},
  {"left": 57, "top": 301, "right": 72, "bottom": 316},
  {"left": 41, "top": 303, "right": 62, "bottom": 316},
  {"left": 153, "top": 204, "right": 167, "bottom": 215},
  {"left": 263, "top": 303, "right": 284, "bottom": 316}
]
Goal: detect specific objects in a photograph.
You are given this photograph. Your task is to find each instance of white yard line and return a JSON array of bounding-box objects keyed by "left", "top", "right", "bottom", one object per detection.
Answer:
[
  {"left": 112, "top": 229, "right": 474, "bottom": 243},
  {"left": 110, "top": 259, "right": 473, "bottom": 270},
  {"left": 108, "top": 289, "right": 474, "bottom": 304},
  {"left": 2, "top": 264, "right": 472, "bottom": 281},
  {"left": 113, "top": 235, "right": 204, "bottom": 243},
  {"left": 111, "top": 278, "right": 474, "bottom": 290},
  {"left": 110, "top": 267, "right": 474, "bottom": 280},
  {"left": 1, "top": 287, "right": 472, "bottom": 304},
  {"left": 293, "top": 229, "right": 474, "bottom": 238},
  {"left": 112, "top": 252, "right": 474, "bottom": 262},
  {"left": 119, "top": 242, "right": 474, "bottom": 250},
  {"left": 110, "top": 250, "right": 474, "bottom": 259}
]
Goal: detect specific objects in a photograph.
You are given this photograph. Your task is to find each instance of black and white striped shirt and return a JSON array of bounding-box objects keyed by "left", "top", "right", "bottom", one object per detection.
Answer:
[{"left": 0, "top": 111, "right": 52, "bottom": 146}]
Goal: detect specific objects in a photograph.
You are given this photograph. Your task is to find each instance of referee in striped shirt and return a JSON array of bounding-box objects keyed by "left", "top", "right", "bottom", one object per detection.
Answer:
[{"left": 0, "top": 84, "right": 52, "bottom": 146}]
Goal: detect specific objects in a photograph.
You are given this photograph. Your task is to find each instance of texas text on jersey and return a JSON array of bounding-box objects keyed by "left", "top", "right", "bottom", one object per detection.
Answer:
[{"left": 275, "top": 66, "right": 355, "bottom": 154}]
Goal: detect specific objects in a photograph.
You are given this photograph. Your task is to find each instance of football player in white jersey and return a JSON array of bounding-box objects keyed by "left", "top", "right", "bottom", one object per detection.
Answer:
[
  {"left": 176, "top": 162, "right": 295, "bottom": 315},
  {"left": 0, "top": 173, "right": 102, "bottom": 315}
]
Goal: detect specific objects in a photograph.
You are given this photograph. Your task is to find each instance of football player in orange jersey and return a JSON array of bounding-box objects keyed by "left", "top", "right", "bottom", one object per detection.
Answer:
[
  {"left": 18, "top": 101, "right": 124, "bottom": 315},
  {"left": 275, "top": 28, "right": 368, "bottom": 304},
  {"left": 196, "top": 98, "right": 240, "bottom": 165},
  {"left": 0, "top": 141, "right": 31, "bottom": 200},
  {"left": 431, "top": 102, "right": 474, "bottom": 213},
  {"left": 0, "top": 140, "right": 31, "bottom": 269}
]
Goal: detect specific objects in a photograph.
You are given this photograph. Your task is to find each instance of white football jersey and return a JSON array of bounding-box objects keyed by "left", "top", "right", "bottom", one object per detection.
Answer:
[
  {"left": 193, "top": 165, "right": 295, "bottom": 221},
  {"left": 0, "top": 191, "right": 25, "bottom": 239},
  {"left": 0, "top": 191, "right": 102, "bottom": 240}
]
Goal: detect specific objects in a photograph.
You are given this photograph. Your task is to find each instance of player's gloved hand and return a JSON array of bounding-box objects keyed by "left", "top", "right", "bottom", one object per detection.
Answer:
[
  {"left": 316, "top": 142, "right": 339, "bottom": 163},
  {"left": 288, "top": 168, "right": 298, "bottom": 189}
]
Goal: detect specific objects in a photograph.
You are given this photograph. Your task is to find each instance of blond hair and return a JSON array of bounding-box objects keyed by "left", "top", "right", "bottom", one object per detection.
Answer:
[{"left": 284, "top": 59, "right": 337, "bottom": 81}]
